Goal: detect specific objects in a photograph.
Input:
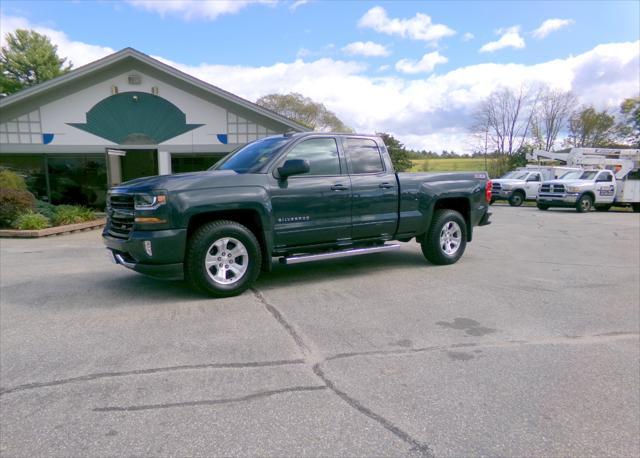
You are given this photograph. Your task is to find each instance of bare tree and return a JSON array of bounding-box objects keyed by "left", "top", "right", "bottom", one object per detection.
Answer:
[
  {"left": 531, "top": 89, "right": 576, "bottom": 151},
  {"left": 473, "top": 86, "right": 539, "bottom": 156}
]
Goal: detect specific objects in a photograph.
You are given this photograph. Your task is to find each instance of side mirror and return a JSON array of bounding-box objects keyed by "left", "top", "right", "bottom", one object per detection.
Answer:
[{"left": 277, "top": 159, "right": 310, "bottom": 178}]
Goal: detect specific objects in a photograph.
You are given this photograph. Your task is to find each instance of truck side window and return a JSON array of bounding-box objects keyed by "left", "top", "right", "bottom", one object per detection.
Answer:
[
  {"left": 284, "top": 138, "right": 341, "bottom": 176},
  {"left": 528, "top": 173, "right": 541, "bottom": 182},
  {"left": 346, "top": 138, "right": 384, "bottom": 174},
  {"left": 597, "top": 172, "right": 613, "bottom": 182}
]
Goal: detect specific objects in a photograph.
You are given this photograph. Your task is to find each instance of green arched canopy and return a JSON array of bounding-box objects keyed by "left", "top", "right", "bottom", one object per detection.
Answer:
[{"left": 68, "top": 91, "right": 203, "bottom": 144}]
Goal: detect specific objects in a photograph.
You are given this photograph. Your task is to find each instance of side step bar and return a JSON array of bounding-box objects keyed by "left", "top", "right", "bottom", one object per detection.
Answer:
[{"left": 280, "top": 243, "right": 401, "bottom": 265}]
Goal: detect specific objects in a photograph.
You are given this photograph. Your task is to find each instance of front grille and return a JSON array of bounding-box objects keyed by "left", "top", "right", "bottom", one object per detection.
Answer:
[
  {"left": 492, "top": 182, "right": 502, "bottom": 191},
  {"left": 541, "top": 184, "right": 565, "bottom": 194},
  {"left": 107, "top": 193, "right": 134, "bottom": 239}
]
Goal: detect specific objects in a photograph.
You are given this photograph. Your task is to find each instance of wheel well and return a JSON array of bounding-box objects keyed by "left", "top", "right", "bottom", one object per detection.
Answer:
[
  {"left": 512, "top": 189, "right": 525, "bottom": 196},
  {"left": 187, "top": 210, "right": 269, "bottom": 270},
  {"left": 580, "top": 191, "right": 595, "bottom": 201},
  {"left": 434, "top": 197, "right": 471, "bottom": 241}
]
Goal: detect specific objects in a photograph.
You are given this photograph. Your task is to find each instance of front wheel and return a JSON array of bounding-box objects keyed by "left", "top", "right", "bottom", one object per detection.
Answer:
[
  {"left": 537, "top": 203, "right": 549, "bottom": 211},
  {"left": 185, "top": 220, "right": 262, "bottom": 297},
  {"left": 576, "top": 194, "right": 593, "bottom": 213},
  {"left": 632, "top": 203, "right": 640, "bottom": 213},
  {"left": 421, "top": 209, "right": 467, "bottom": 265},
  {"left": 508, "top": 191, "right": 525, "bottom": 207}
]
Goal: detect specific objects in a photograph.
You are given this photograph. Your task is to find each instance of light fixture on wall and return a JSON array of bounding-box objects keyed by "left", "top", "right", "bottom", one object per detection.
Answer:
[
  {"left": 151, "top": 86, "right": 159, "bottom": 96},
  {"left": 111, "top": 85, "right": 119, "bottom": 94}
]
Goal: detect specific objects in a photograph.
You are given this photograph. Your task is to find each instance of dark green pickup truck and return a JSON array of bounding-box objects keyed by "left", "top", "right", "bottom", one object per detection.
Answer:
[{"left": 104, "top": 133, "right": 492, "bottom": 296}]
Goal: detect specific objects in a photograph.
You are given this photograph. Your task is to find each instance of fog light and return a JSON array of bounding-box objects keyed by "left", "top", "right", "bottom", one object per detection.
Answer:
[{"left": 143, "top": 240, "right": 153, "bottom": 257}]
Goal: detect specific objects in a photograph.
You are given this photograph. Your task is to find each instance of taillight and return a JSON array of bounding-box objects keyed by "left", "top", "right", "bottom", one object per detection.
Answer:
[{"left": 485, "top": 180, "right": 492, "bottom": 202}]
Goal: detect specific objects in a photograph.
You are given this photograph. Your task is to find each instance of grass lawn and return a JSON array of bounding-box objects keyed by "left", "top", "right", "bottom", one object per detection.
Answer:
[{"left": 409, "top": 158, "right": 495, "bottom": 172}]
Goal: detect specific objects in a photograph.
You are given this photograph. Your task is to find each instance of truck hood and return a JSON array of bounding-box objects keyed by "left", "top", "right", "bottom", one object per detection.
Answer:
[
  {"left": 113, "top": 170, "right": 241, "bottom": 193},
  {"left": 543, "top": 179, "right": 591, "bottom": 186},
  {"left": 493, "top": 178, "right": 526, "bottom": 185}
]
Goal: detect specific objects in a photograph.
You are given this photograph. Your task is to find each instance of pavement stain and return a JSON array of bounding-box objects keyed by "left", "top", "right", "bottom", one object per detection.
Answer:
[
  {"left": 436, "top": 317, "right": 497, "bottom": 337},
  {"left": 446, "top": 351, "right": 475, "bottom": 361}
]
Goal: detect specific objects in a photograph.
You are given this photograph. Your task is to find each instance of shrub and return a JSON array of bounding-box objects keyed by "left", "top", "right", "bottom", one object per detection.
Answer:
[
  {"left": 0, "top": 169, "right": 28, "bottom": 190},
  {"left": 35, "top": 200, "right": 57, "bottom": 220},
  {"left": 52, "top": 205, "right": 96, "bottom": 226},
  {"left": 12, "top": 211, "right": 50, "bottom": 230},
  {"left": 0, "top": 189, "right": 36, "bottom": 227}
]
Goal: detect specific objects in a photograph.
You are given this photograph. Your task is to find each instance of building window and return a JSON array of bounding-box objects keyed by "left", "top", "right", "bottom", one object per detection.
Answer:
[
  {"left": 0, "top": 154, "right": 48, "bottom": 200},
  {"left": 171, "top": 154, "right": 226, "bottom": 173},
  {"left": 47, "top": 155, "right": 107, "bottom": 208},
  {"left": 227, "top": 112, "right": 275, "bottom": 144},
  {"left": 0, "top": 110, "right": 43, "bottom": 144}
]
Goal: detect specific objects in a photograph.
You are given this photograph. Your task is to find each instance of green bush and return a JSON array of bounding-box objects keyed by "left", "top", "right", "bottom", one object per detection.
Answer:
[
  {"left": 0, "top": 188, "right": 36, "bottom": 227},
  {"left": 0, "top": 169, "right": 28, "bottom": 190},
  {"left": 52, "top": 205, "right": 96, "bottom": 226},
  {"left": 12, "top": 211, "right": 50, "bottom": 230},
  {"left": 35, "top": 200, "right": 57, "bottom": 220}
]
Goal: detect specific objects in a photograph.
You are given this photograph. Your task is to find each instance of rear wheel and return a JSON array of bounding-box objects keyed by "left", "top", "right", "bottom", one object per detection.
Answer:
[
  {"left": 576, "top": 194, "right": 593, "bottom": 213},
  {"left": 421, "top": 209, "right": 467, "bottom": 265},
  {"left": 508, "top": 191, "right": 525, "bottom": 207},
  {"left": 185, "top": 220, "right": 262, "bottom": 297},
  {"left": 489, "top": 198, "right": 496, "bottom": 205},
  {"left": 537, "top": 203, "right": 549, "bottom": 211},
  {"left": 632, "top": 203, "right": 640, "bottom": 213},
  {"left": 595, "top": 204, "right": 611, "bottom": 212}
]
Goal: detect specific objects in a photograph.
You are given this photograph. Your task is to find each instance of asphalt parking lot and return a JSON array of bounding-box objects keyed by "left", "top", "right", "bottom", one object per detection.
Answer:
[{"left": 1, "top": 205, "right": 639, "bottom": 457}]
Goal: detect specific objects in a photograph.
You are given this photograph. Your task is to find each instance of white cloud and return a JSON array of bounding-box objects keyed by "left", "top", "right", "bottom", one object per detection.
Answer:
[
  {"left": 127, "top": 0, "right": 273, "bottom": 20},
  {"left": 342, "top": 41, "right": 390, "bottom": 57},
  {"left": 533, "top": 18, "right": 574, "bottom": 39},
  {"left": 358, "top": 6, "right": 455, "bottom": 43},
  {"left": 479, "top": 26, "right": 525, "bottom": 53},
  {"left": 0, "top": 14, "right": 114, "bottom": 67},
  {"left": 462, "top": 32, "right": 474, "bottom": 42},
  {"left": 1, "top": 15, "right": 638, "bottom": 153},
  {"left": 289, "top": 0, "right": 309, "bottom": 11},
  {"left": 395, "top": 51, "right": 447, "bottom": 74}
]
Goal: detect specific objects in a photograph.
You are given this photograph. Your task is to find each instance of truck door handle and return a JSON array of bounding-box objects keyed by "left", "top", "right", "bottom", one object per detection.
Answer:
[
  {"left": 379, "top": 182, "right": 394, "bottom": 189},
  {"left": 330, "top": 184, "right": 348, "bottom": 191}
]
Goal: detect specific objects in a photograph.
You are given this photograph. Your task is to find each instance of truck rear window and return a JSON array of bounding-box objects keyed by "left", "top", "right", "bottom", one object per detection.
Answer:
[{"left": 346, "top": 138, "right": 384, "bottom": 174}]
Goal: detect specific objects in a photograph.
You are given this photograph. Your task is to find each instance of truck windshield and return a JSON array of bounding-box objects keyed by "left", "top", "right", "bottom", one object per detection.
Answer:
[
  {"left": 579, "top": 171, "right": 598, "bottom": 180},
  {"left": 503, "top": 172, "right": 528, "bottom": 180},
  {"left": 212, "top": 137, "right": 290, "bottom": 173},
  {"left": 559, "top": 171, "right": 582, "bottom": 180}
]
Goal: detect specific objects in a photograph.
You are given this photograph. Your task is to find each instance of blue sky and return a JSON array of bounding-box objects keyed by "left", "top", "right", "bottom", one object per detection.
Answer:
[{"left": 1, "top": 1, "right": 639, "bottom": 151}]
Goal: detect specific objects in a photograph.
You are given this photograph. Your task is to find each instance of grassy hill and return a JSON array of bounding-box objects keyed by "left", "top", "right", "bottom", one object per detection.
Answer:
[{"left": 409, "top": 158, "right": 495, "bottom": 172}]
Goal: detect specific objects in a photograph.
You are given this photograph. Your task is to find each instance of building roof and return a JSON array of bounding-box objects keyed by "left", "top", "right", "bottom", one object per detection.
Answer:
[{"left": 0, "top": 47, "right": 310, "bottom": 132}]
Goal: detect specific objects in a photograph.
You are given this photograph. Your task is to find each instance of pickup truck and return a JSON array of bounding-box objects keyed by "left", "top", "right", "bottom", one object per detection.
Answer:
[
  {"left": 103, "top": 133, "right": 492, "bottom": 297},
  {"left": 537, "top": 168, "right": 637, "bottom": 212}
]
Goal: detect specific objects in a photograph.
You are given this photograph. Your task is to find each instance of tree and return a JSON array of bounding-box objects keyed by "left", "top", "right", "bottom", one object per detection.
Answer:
[
  {"left": 256, "top": 92, "right": 352, "bottom": 132},
  {"left": 377, "top": 132, "right": 413, "bottom": 172},
  {"left": 1, "top": 29, "right": 72, "bottom": 95},
  {"left": 531, "top": 89, "right": 576, "bottom": 151},
  {"left": 565, "top": 106, "right": 615, "bottom": 147},
  {"left": 616, "top": 96, "right": 640, "bottom": 147},
  {"left": 472, "top": 86, "right": 539, "bottom": 156}
]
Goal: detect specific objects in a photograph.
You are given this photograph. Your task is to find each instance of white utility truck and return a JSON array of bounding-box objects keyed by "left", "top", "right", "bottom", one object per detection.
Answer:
[
  {"left": 530, "top": 148, "right": 640, "bottom": 212},
  {"left": 490, "top": 165, "right": 581, "bottom": 206}
]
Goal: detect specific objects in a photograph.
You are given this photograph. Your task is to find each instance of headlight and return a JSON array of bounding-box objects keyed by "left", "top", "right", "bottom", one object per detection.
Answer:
[
  {"left": 502, "top": 184, "right": 512, "bottom": 191},
  {"left": 566, "top": 186, "right": 581, "bottom": 193},
  {"left": 134, "top": 192, "right": 167, "bottom": 210}
]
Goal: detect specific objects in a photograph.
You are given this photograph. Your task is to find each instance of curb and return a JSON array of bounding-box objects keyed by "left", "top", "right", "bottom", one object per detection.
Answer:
[{"left": 0, "top": 219, "right": 106, "bottom": 238}]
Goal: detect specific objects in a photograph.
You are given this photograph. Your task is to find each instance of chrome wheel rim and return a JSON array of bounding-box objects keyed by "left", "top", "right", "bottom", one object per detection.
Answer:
[
  {"left": 512, "top": 195, "right": 522, "bottom": 205},
  {"left": 440, "top": 221, "right": 462, "bottom": 256},
  {"left": 204, "top": 237, "right": 249, "bottom": 285},
  {"left": 581, "top": 198, "right": 591, "bottom": 211}
]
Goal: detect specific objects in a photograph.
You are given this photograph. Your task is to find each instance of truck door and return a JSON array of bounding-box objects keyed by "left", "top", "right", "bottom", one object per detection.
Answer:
[
  {"left": 269, "top": 137, "right": 352, "bottom": 248},
  {"left": 344, "top": 137, "right": 399, "bottom": 240},
  {"left": 525, "top": 172, "right": 542, "bottom": 199},
  {"left": 595, "top": 171, "right": 616, "bottom": 204}
]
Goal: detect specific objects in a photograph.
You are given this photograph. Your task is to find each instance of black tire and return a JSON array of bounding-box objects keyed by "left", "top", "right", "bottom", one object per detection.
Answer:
[
  {"left": 595, "top": 205, "right": 611, "bottom": 212},
  {"left": 489, "top": 198, "right": 496, "bottom": 205},
  {"left": 508, "top": 191, "right": 525, "bottom": 207},
  {"left": 421, "top": 209, "right": 467, "bottom": 265},
  {"left": 576, "top": 194, "right": 593, "bottom": 213},
  {"left": 537, "top": 203, "right": 549, "bottom": 211},
  {"left": 632, "top": 203, "right": 640, "bottom": 213},
  {"left": 185, "top": 220, "right": 262, "bottom": 297}
]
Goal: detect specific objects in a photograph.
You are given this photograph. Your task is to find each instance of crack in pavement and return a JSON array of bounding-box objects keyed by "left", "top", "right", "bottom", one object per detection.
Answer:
[
  {"left": 93, "top": 385, "right": 328, "bottom": 412},
  {"left": 252, "top": 287, "right": 435, "bottom": 457},
  {"left": 0, "top": 359, "right": 305, "bottom": 396}
]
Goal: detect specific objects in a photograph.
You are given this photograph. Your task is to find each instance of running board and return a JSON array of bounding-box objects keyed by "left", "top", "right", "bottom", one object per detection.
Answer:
[{"left": 280, "top": 243, "right": 401, "bottom": 265}]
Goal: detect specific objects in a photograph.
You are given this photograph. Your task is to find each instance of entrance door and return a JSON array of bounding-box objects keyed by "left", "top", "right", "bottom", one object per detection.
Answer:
[{"left": 106, "top": 148, "right": 158, "bottom": 186}]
